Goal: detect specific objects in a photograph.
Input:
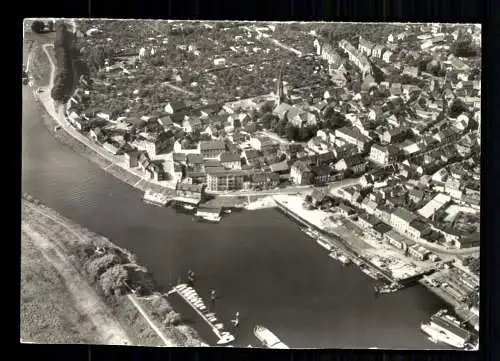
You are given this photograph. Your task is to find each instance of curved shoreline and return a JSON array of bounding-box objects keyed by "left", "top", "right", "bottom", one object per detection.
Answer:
[{"left": 21, "top": 193, "right": 204, "bottom": 346}]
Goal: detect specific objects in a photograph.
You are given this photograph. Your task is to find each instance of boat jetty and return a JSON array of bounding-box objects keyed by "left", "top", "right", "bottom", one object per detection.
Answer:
[
  {"left": 254, "top": 325, "right": 289, "bottom": 349},
  {"left": 195, "top": 206, "right": 222, "bottom": 223},
  {"left": 173, "top": 283, "right": 235, "bottom": 345},
  {"left": 143, "top": 189, "right": 170, "bottom": 207}
]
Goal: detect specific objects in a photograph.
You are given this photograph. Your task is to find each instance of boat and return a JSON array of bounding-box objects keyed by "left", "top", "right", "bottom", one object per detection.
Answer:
[
  {"left": 329, "top": 250, "right": 339, "bottom": 260},
  {"left": 360, "top": 265, "right": 380, "bottom": 280},
  {"left": 316, "top": 238, "right": 332, "bottom": 251},
  {"left": 301, "top": 227, "right": 318, "bottom": 239},
  {"left": 196, "top": 213, "right": 222, "bottom": 223},
  {"left": 254, "top": 325, "right": 289, "bottom": 349},
  {"left": 374, "top": 282, "right": 402, "bottom": 294},
  {"left": 216, "top": 332, "right": 235, "bottom": 345},
  {"left": 54, "top": 125, "right": 61, "bottom": 131},
  {"left": 183, "top": 204, "right": 196, "bottom": 211},
  {"left": 224, "top": 209, "right": 232, "bottom": 214},
  {"left": 143, "top": 189, "right": 169, "bottom": 207},
  {"left": 420, "top": 310, "right": 473, "bottom": 349},
  {"left": 337, "top": 253, "right": 352, "bottom": 265},
  {"left": 352, "top": 258, "right": 364, "bottom": 266}
]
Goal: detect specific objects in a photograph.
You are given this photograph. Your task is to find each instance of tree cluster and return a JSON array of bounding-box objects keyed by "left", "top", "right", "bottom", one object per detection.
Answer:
[
  {"left": 31, "top": 20, "right": 45, "bottom": 34},
  {"left": 451, "top": 33, "right": 478, "bottom": 57},
  {"left": 51, "top": 23, "right": 75, "bottom": 103}
]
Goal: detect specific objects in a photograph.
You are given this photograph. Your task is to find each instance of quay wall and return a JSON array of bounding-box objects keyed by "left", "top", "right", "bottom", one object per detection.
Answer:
[{"left": 274, "top": 199, "right": 427, "bottom": 285}]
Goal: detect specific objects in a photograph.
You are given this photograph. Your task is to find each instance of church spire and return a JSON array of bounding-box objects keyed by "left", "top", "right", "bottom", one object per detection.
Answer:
[{"left": 276, "top": 62, "right": 286, "bottom": 106}]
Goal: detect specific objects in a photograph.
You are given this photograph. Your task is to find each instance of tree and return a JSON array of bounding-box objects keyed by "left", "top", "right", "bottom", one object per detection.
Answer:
[
  {"left": 275, "top": 119, "right": 288, "bottom": 136},
  {"left": 87, "top": 254, "right": 122, "bottom": 281},
  {"left": 100, "top": 264, "right": 130, "bottom": 296},
  {"left": 286, "top": 124, "right": 298, "bottom": 141},
  {"left": 31, "top": 21, "right": 45, "bottom": 34},
  {"left": 451, "top": 35, "right": 477, "bottom": 57},
  {"left": 305, "top": 195, "right": 313, "bottom": 203},
  {"left": 164, "top": 311, "right": 182, "bottom": 326},
  {"left": 47, "top": 20, "right": 55, "bottom": 32}
]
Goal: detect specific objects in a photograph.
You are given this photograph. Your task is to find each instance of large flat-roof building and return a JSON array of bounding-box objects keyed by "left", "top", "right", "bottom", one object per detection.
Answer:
[{"left": 206, "top": 169, "right": 245, "bottom": 192}]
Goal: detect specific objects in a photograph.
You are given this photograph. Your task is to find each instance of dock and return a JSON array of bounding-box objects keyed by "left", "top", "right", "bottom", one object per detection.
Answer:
[
  {"left": 274, "top": 197, "right": 426, "bottom": 286},
  {"left": 172, "top": 284, "right": 235, "bottom": 345}
]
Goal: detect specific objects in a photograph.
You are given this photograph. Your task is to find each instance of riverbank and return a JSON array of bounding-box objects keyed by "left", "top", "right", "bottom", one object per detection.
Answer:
[
  {"left": 273, "top": 195, "right": 437, "bottom": 283},
  {"left": 21, "top": 228, "right": 108, "bottom": 344},
  {"left": 21, "top": 193, "right": 204, "bottom": 346}
]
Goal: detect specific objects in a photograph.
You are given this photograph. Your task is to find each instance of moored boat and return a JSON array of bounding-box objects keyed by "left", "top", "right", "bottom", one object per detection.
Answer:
[
  {"left": 143, "top": 189, "right": 169, "bottom": 207},
  {"left": 254, "top": 325, "right": 289, "bottom": 349},
  {"left": 337, "top": 253, "right": 352, "bottom": 265},
  {"left": 420, "top": 309, "right": 473, "bottom": 349},
  {"left": 374, "top": 282, "right": 402, "bottom": 294},
  {"left": 316, "top": 238, "right": 332, "bottom": 251}
]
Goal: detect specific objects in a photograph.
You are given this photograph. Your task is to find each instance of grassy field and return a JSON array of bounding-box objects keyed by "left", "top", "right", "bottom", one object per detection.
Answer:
[
  {"left": 21, "top": 230, "right": 101, "bottom": 344},
  {"left": 21, "top": 195, "right": 203, "bottom": 346}
]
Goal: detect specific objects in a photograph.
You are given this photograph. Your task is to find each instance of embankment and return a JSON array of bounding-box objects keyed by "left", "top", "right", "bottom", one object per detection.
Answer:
[{"left": 21, "top": 193, "right": 203, "bottom": 346}]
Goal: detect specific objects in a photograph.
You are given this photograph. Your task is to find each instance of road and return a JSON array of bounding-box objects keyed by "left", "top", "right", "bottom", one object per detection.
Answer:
[
  {"left": 247, "top": 26, "right": 303, "bottom": 57},
  {"left": 40, "top": 43, "right": 171, "bottom": 191},
  {"left": 210, "top": 177, "right": 360, "bottom": 197},
  {"left": 257, "top": 130, "right": 290, "bottom": 145},
  {"left": 163, "top": 82, "right": 197, "bottom": 97}
]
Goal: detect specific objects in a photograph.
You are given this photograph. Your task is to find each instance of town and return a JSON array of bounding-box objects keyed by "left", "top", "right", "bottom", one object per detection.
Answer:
[{"left": 27, "top": 20, "right": 480, "bottom": 350}]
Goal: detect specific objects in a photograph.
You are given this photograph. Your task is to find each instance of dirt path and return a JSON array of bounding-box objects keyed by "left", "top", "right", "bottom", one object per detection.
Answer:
[
  {"left": 23, "top": 201, "right": 178, "bottom": 346},
  {"left": 21, "top": 222, "right": 132, "bottom": 345}
]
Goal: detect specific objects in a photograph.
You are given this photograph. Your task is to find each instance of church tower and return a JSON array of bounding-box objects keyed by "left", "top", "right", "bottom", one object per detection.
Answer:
[{"left": 276, "top": 63, "right": 286, "bottom": 106}]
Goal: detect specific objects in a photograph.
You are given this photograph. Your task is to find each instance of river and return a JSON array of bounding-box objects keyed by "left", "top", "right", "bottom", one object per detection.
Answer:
[{"left": 21, "top": 43, "right": 448, "bottom": 350}]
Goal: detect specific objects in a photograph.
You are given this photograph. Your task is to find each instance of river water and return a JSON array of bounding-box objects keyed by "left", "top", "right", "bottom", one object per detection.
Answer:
[{"left": 21, "top": 46, "right": 448, "bottom": 350}]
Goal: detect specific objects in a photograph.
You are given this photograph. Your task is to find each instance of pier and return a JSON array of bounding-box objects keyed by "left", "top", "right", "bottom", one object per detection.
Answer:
[{"left": 172, "top": 284, "right": 235, "bottom": 345}]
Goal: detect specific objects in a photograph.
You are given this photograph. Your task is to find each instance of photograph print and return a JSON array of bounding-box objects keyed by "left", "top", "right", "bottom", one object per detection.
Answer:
[{"left": 21, "top": 18, "right": 481, "bottom": 350}]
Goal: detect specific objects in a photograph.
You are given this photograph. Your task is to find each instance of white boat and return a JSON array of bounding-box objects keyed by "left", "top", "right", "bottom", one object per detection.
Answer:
[
  {"left": 197, "top": 214, "right": 222, "bottom": 223},
  {"left": 183, "top": 204, "right": 196, "bottom": 211},
  {"left": 254, "top": 325, "right": 289, "bottom": 349},
  {"left": 176, "top": 284, "right": 187, "bottom": 291},
  {"left": 316, "top": 238, "right": 332, "bottom": 251},
  {"left": 338, "top": 253, "right": 351, "bottom": 265},
  {"left": 143, "top": 189, "right": 169, "bottom": 207},
  {"left": 375, "top": 282, "right": 402, "bottom": 294},
  {"left": 420, "top": 310, "right": 472, "bottom": 349},
  {"left": 224, "top": 209, "right": 232, "bottom": 214},
  {"left": 421, "top": 323, "right": 468, "bottom": 349},
  {"left": 301, "top": 227, "right": 318, "bottom": 239},
  {"left": 216, "top": 333, "right": 235, "bottom": 345}
]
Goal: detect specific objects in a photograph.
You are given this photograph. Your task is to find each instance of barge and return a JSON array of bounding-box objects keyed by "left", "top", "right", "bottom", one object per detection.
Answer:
[
  {"left": 420, "top": 309, "right": 474, "bottom": 349},
  {"left": 254, "top": 325, "right": 289, "bottom": 349},
  {"left": 143, "top": 189, "right": 169, "bottom": 207}
]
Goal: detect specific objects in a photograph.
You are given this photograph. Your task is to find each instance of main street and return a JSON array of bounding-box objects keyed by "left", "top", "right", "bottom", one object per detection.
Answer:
[{"left": 210, "top": 177, "right": 360, "bottom": 197}]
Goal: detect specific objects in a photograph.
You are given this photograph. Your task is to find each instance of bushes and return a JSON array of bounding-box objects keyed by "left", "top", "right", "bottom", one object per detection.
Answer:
[
  {"left": 51, "top": 23, "right": 74, "bottom": 103},
  {"left": 100, "top": 264, "right": 130, "bottom": 297},
  {"left": 86, "top": 253, "right": 122, "bottom": 281},
  {"left": 31, "top": 21, "right": 45, "bottom": 34},
  {"left": 163, "top": 311, "right": 182, "bottom": 326}
]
